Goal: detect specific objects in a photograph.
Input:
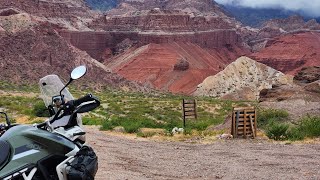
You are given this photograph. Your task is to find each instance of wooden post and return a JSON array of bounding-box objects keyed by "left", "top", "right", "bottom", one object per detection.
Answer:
[
  {"left": 183, "top": 99, "right": 186, "bottom": 128},
  {"left": 249, "top": 115, "right": 255, "bottom": 139},
  {"left": 194, "top": 100, "right": 197, "bottom": 120},
  {"left": 254, "top": 108, "right": 257, "bottom": 137},
  {"left": 232, "top": 109, "right": 235, "bottom": 137},
  {"left": 244, "top": 110, "right": 247, "bottom": 139},
  {"left": 235, "top": 111, "right": 239, "bottom": 138}
]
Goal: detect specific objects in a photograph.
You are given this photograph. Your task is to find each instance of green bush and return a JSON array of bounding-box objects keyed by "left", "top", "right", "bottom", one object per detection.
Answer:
[
  {"left": 258, "top": 109, "right": 289, "bottom": 127},
  {"left": 100, "top": 120, "right": 113, "bottom": 130},
  {"left": 137, "top": 131, "right": 156, "bottom": 138},
  {"left": 266, "top": 121, "right": 289, "bottom": 140},
  {"left": 32, "top": 100, "right": 50, "bottom": 117},
  {"left": 297, "top": 116, "right": 320, "bottom": 138},
  {"left": 265, "top": 116, "right": 320, "bottom": 141},
  {"left": 287, "top": 127, "right": 304, "bottom": 141},
  {"left": 82, "top": 117, "right": 104, "bottom": 125}
]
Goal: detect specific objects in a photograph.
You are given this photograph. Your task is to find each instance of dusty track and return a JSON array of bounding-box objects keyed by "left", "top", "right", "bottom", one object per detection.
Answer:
[{"left": 85, "top": 126, "right": 320, "bottom": 180}]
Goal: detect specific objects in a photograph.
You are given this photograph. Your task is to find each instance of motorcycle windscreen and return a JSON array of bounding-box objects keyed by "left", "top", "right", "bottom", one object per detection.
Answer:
[{"left": 39, "top": 74, "right": 74, "bottom": 108}]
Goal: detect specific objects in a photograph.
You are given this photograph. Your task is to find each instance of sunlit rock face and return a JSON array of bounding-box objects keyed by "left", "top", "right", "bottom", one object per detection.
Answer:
[{"left": 194, "top": 56, "right": 292, "bottom": 100}]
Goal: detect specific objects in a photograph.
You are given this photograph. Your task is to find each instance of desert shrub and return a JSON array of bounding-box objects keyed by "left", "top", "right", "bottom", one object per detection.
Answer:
[
  {"left": 266, "top": 116, "right": 320, "bottom": 141},
  {"left": 266, "top": 121, "right": 289, "bottom": 140},
  {"left": 100, "top": 116, "right": 162, "bottom": 133},
  {"left": 183, "top": 127, "right": 193, "bottom": 135},
  {"left": 287, "top": 127, "right": 304, "bottom": 141},
  {"left": 296, "top": 115, "right": 320, "bottom": 138},
  {"left": 258, "top": 108, "right": 289, "bottom": 127},
  {"left": 82, "top": 116, "right": 104, "bottom": 125},
  {"left": 100, "top": 120, "right": 113, "bottom": 130},
  {"left": 137, "top": 131, "right": 156, "bottom": 138},
  {"left": 32, "top": 100, "right": 50, "bottom": 117}
]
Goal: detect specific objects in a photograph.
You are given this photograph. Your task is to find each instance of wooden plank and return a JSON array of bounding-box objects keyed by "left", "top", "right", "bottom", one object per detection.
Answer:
[
  {"left": 194, "top": 100, "right": 197, "bottom": 120},
  {"left": 235, "top": 110, "right": 239, "bottom": 138},
  {"left": 183, "top": 105, "right": 195, "bottom": 108},
  {"left": 238, "top": 127, "right": 253, "bottom": 130},
  {"left": 233, "top": 107, "right": 255, "bottom": 111},
  {"left": 184, "top": 110, "right": 195, "bottom": 113},
  {"left": 237, "top": 119, "right": 255, "bottom": 123},
  {"left": 244, "top": 110, "right": 247, "bottom": 139},
  {"left": 254, "top": 109, "right": 257, "bottom": 137},
  {"left": 249, "top": 115, "right": 256, "bottom": 139},
  {"left": 183, "top": 99, "right": 186, "bottom": 127},
  {"left": 232, "top": 108, "right": 235, "bottom": 136},
  {"left": 232, "top": 113, "right": 255, "bottom": 118},
  {"left": 185, "top": 112, "right": 196, "bottom": 116},
  {"left": 183, "top": 102, "right": 195, "bottom": 105}
]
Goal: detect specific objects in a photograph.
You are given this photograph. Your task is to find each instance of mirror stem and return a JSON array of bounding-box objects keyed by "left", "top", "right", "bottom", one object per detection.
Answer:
[{"left": 59, "top": 78, "right": 73, "bottom": 99}]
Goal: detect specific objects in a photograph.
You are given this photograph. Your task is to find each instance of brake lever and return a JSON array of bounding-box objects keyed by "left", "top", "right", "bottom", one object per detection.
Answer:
[{"left": 45, "top": 119, "right": 54, "bottom": 132}]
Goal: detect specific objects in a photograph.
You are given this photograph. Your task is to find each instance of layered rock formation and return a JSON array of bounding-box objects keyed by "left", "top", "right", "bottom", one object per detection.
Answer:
[
  {"left": 0, "top": 0, "right": 249, "bottom": 95},
  {"left": 250, "top": 32, "right": 320, "bottom": 75},
  {"left": 194, "top": 56, "right": 292, "bottom": 100},
  {"left": 112, "top": 0, "right": 230, "bottom": 18},
  {"left": 294, "top": 66, "right": 320, "bottom": 83},
  {"left": 60, "top": 29, "right": 241, "bottom": 60},
  {"left": 261, "top": 15, "right": 320, "bottom": 32},
  {"left": 63, "top": 2, "right": 245, "bottom": 62},
  {"left": 243, "top": 15, "right": 320, "bottom": 52},
  {"left": 104, "top": 9, "right": 234, "bottom": 31},
  {"left": 0, "top": 0, "right": 93, "bottom": 18},
  {"left": 106, "top": 42, "right": 246, "bottom": 94},
  {"left": 0, "top": 19, "right": 149, "bottom": 92}
]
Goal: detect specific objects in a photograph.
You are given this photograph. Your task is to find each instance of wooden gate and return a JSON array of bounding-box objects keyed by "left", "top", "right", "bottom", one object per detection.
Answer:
[
  {"left": 182, "top": 99, "right": 197, "bottom": 127},
  {"left": 231, "top": 107, "right": 257, "bottom": 139}
]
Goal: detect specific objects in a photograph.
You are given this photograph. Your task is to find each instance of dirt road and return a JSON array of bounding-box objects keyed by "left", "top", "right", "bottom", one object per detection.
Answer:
[{"left": 85, "top": 126, "right": 320, "bottom": 180}]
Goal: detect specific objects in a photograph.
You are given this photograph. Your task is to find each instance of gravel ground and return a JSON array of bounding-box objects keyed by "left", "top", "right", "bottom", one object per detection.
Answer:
[{"left": 85, "top": 126, "right": 320, "bottom": 180}]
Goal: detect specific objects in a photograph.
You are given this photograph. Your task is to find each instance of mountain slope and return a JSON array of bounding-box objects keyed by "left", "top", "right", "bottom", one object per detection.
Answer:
[
  {"left": 220, "top": 4, "right": 320, "bottom": 27},
  {"left": 250, "top": 32, "right": 320, "bottom": 75},
  {"left": 106, "top": 42, "right": 247, "bottom": 94}
]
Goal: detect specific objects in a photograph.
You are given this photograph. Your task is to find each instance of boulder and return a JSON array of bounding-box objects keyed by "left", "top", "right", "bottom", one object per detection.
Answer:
[
  {"left": 304, "top": 80, "right": 320, "bottom": 94},
  {"left": 173, "top": 58, "right": 189, "bottom": 71},
  {"left": 294, "top": 66, "right": 320, "bottom": 83}
]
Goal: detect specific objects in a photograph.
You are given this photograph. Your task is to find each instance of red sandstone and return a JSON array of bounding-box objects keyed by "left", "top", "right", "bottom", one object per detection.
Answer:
[
  {"left": 106, "top": 42, "right": 247, "bottom": 94},
  {"left": 250, "top": 32, "right": 320, "bottom": 75}
]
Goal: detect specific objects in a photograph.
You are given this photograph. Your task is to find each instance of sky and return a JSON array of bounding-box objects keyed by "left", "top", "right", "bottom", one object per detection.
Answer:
[{"left": 215, "top": 0, "right": 320, "bottom": 17}]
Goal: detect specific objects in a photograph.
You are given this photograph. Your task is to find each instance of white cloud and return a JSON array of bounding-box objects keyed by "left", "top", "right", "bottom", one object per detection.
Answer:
[{"left": 215, "top": 0, "right": 320, "bottom": 17}]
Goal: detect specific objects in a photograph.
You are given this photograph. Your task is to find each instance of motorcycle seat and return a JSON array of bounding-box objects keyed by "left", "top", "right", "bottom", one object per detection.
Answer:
[{"left": 0, "top": 140, "right": 10, "bottom": 166}]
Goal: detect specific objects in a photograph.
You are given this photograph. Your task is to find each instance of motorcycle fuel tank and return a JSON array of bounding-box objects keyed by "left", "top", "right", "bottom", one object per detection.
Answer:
[{"left": 0, "top": 125, "right": 75, "bottom": 178}]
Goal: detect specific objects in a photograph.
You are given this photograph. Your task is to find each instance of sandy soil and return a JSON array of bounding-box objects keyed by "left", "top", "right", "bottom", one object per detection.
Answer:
[{"left": 85, "top": 126, "right": 320, "bottom": 180}]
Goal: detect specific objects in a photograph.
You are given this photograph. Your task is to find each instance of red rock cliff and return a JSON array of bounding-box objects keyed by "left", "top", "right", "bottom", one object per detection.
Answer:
[{"left": 250, "top": 32, "right": 320, "bottom": 75}]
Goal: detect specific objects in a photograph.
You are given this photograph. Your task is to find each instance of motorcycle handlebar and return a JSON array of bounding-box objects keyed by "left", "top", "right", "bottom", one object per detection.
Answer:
[
  {"left": 36, "top": 121, "right": 47, "bottom": 128},
  {"left": 37, "top": 93, "right": 99, "bottom": 129},
  {"left": 73, "top": 94, "right": 94, "bottom": 107}
]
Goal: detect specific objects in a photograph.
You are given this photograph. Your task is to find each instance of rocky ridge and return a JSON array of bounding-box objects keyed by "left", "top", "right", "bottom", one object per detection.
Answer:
[
  {"left": 0, "top": 11, "right": 150, "bottom": 92},
  {"left": 242, "top": 15, "right": 320, "bottom": 52},
  {"left": 250, "top": 32, "right": 320, "bottom": 75},
  {"left": 194, "top": 56, "right": 292, "bottom": 100}
]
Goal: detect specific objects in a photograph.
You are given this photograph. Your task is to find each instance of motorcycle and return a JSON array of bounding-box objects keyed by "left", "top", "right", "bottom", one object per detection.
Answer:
[{"left": 0, "top": 66, "right": 100, "bottom": 180}]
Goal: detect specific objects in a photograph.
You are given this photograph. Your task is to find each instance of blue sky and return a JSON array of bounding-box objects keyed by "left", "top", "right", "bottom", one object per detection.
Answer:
[{"left": 215, "top": 0, "right": 320, "bottom": 17}]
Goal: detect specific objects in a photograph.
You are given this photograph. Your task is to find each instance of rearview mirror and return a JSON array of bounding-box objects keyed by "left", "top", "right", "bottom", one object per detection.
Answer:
[
  {"left": 71, "top": 66, "right": 87, "bottom": 80},
  {"left": 60, "top": 65, "right": 87, "bottom": 99}
]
